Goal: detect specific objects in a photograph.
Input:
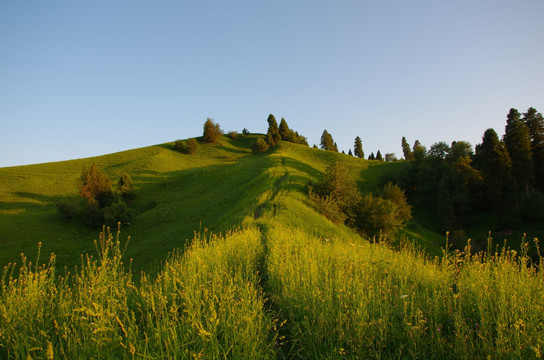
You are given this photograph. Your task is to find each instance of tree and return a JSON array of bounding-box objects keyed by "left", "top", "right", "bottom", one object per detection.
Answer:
[
  {"left": 428, "top": 141, "right": 450, "bottom": 159},
  {"left": 253, "top": 137, "right": 269, "bottom": 153},
  {"left": 279, "top": 118, "right": 290, "bottom": 140},
  {"left": 80, "top": 164, "right": 114, "bottom": 207},
  {"left": 203, "top": 118, "right": 222, "bottom": 143},
  {"left": 266, "top": 114, "right": 282, "bottom": 146},
  {"left": 523, "top": 107, "right": 544, "bottom": 191},
  {"left": 320, "top": 130, "right": 335, "bottom": 151},
  {"left": 401, "top": 137, "right": 413, "bottom": 160},
  {"left": 385, "top": 153, "right": 397, "bottom": 162},
  {"left": 376, "top": 150, "right": 383, "bottom": 161},
  {"left": 412, "top": 140, "right": 427, "bottom": 161},
  {"left": 313, "top": 163, "right": 361, "bottom": 216},
  {"left": 368, "top": 152, "right": 375, "bottom": 160},
  {"left": 448, "top": 141, "right": 473, "bottom": 161},
  {"left": 503, "top": 108, "right": 533, "bottom": 193},
  {"left": 354, "top": 136, "right": 364, "bottom": 158},
  {"left": 348, "top": 149, "right": 353, "bottom": 156}
]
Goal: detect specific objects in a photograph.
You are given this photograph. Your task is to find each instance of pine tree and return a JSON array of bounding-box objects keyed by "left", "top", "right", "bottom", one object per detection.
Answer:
[
  {"left": 279, "top": 118, "right": 291, "bottom": 141},
  {"left": 368, "top": 152, "right": 375, "bottom": 160},
  {"left": 348, "top": 149, "right": 353, "bottom": 156},
  {"left": 320, "top": 130, "right": 335, "bottom": 151},
  {"left": 401, "top": 137, "right": 413, "bottom": 160},
  {"left": 266, "top": 114, "right": 281, "bottom": 146},
  {"left": 504, "top": 108, "right": 533, "bottom": 194},
  {"left": 523, "top": 107, "right": 544, "bottom": 191},
  {"left": 376, "top": 150, "right": 383, "bottom": 161},
  {"left": 354, "top": 136, "right": 364, "bottom": 158}
]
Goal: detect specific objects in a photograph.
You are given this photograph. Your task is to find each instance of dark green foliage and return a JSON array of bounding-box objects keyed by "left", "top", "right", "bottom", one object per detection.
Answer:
[
  {"left": 308, "top": 188, "right": 347, "bottom": 224},
  {"left": 504, "top": 108, "right": 533, "bottom": 193},
  {"left": 376, "top": 150, "right": 383, "bottom": 161},
  {"left": 368, "top": 152, "right": 375, "bottom": 160},
  {"left": 355, "top": 183, "right": 411, "bottom": 237},
  {"left": 428, "top": 141, "right": 450, "bottom": 159},
  {"left": 266, "top": 114, "right": 282, "bottom": 146},
  {"left": 313, "top": 144, "right": 318, "bottom": 149},
  {"left": 401, "top": 137, "right": 413, "bottom": 160},
  {"left": 412, "top": 140, "right": 426, "bottom": 161},
  {"left": 521, "top": 190, "right": 544, "bottom": 223},
  {"left": 203, "top": 118, "right": 222, "bottom": 143},
  {"left": 242, "top": 128, "right": 250, "bottom": 135},
  {"left": 354, "top": 136, "right": 364, "bottom": 158},
  {"left": 320, "top": 130, "right": 336, "bottom": 151},
  {"left": 253, "top": 137, "right": 269, "bottom": 153},
  {"left": 279, "top": 118, "right": 290, "bottom": 140},
  {"left": 228, "top": 131, "right": 238, "bottom": 140},
  {"left": 104, "top": 199, "right": 131, "bottom": 225},
  {"left": 385, "top": 153, "right": 397, "bottom": 162},
  {"left": 173, "top": 139, "right": 184, "bottom": 152},
  {"left": 348, "top": 149, "right": 353, "bottom": 156},
  {"left": 523, "top": 107, "right": 544, "bottom": 191}
]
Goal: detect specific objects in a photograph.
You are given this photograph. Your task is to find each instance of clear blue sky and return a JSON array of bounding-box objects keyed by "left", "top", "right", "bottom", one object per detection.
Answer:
[{"left": 1, "top": 0, "right": 543, "bottom": 167}]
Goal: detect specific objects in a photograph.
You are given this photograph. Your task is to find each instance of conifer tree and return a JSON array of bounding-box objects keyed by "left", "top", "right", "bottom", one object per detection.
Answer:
[
  {"left": 376, "top": 150, "right": 383, "bottom": 161},
  {"left": 279, "top": 118, "right": 290, "bottom": 141},
  {"left": 348, "top": 149, "right": 353, "bottom": 156},
  {"left": 266, "top": 114, "right": 281, "bottom": 146},
  {"left": 368, "top": 152, "right": 375, "bottom": 160},
  {"left": 333, "top": 142, "right": 339, "bottom": 152},
  {"left": 504, "top": 108, "right": 533, "bottom": 193},
  {"left": 475, "top": 128, "right": 518, "bottom": 226},
  {"left": 354, "top": 136, "right": 364, "bottom": 158},
  {"left": 402, "top": 137, "right": 413, "bottom": 160},
  {"left": 523, "top": 107, "right": 544, "bottom": 191},
  {"left": 320, "top": 130, "right": 335, "bottom": 151}
]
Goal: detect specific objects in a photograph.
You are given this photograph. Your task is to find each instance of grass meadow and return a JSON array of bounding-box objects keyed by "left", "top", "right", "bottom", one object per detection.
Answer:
[{"left": 1, "top": 138, "right": 544, "bottom": 358}]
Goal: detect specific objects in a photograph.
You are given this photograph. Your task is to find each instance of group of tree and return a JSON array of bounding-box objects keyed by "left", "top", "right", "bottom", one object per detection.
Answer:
[
  {"left": 393, "top": 107, "right": 544, "bottom": 244},
  {"left": 309, "top": 163, "right": 411, "bottom": 238},
  {"left": 57, "top": 164, "right": 135, "bottom": 228},
  {"left": 254, "top": 114, "right": 308, "bottom": 152},
  {"left": 174, "top": 138, "right": 199, "bottom": 154},
  {"left": 320, "top": 130, "right": 339, "bottom": 152}
]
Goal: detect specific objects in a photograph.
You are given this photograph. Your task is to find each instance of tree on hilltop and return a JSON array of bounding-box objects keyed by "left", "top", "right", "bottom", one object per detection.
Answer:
[
  {"left": 402, "top": 137, "right": 413, "bottom": 160},
  {"left": 376, "top": 150, "right": 383, "bottom": 161},
  {"left": 203, "top": 118, "right": 222, "bottom": 143},
  {"left": 320, "top": 130, "right": 336, "bottom": 151},
  {"left": 266, "top": 114, "right": 282, "bottom": 146},
  {"left": 354, "top": 136, "right": 364, "bottom": 158}
]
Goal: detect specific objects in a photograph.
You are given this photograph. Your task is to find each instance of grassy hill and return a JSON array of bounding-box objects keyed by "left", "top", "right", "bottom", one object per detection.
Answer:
[{"left": 1, "top": 136, "right": 543, "bottom": 359}]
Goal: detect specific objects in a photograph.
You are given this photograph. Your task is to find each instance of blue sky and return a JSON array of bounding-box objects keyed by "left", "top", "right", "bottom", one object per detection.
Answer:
[{"left": 1, "top": 0, "right": 543, "bottom": 167}]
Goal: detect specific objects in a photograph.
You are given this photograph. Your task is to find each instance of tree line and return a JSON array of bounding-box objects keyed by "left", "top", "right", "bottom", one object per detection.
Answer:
[{"left": 392, "top": 107, "right": 544, "bottom": 244}]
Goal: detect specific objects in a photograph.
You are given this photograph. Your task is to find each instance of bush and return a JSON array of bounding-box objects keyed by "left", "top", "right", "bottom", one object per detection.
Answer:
[
  {"left": 253, "top": 137, "right": 269, "bottom": 153},
  {"left": 104, "top": 199, "right": 131, "bottom": 225},
  {"left": 242, "top": 128, "right": 250, "bottom": 135},
  {"left": 56, "top": 198, "right": 79, "bottom": 221},
  {"left": 203, "top": 118, "right": 222, "bottom": 143},
  {"left": 118, "top": 174, "right": 135, "bottom": 201},
  {"left": 355, "top": 194, "right": 403, "bottom": 237},
  {"left": 184, "top": 138, "right": 199, "bottom": 154},
  {"left": 308, "top": 187, "right": 347, "bottom": 224},
  {"left": 80, "top": 164, "right": 114, "bottom": 208},
  {"left": 227, "top": 131, "right": 238, "bottom": 140}
]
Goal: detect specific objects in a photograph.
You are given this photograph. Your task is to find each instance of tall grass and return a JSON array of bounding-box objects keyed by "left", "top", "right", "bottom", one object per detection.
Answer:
[
  {"left": 0, "top": 226, "right": 276, "bottom": 359},
  {"left": 265, "top": 224, "right": 544, "bottom": 359}
]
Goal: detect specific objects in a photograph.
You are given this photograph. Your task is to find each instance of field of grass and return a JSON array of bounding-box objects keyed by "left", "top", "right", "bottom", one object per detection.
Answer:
[{"left": 1, "top": 138, "right": 544, "bottom": 358}]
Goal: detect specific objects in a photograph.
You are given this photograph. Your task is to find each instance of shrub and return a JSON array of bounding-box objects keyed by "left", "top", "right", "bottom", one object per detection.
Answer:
[
  {"left": 80, "top": 164, "right": 114, "bottom": 207},
  {"left": 118, "top": 174, "right": 135, "bottom": 201},
  {"left": 253, "top": 137, "right": 269, "bottom": 153},
  {"left": 308, "top": 187, "right": 347, "bottom": 224},
  {"left": 56, "top": 198, "right": 79, "bottom": 221},
  {"left": 227, "top": 131, "right": 238, "bottom": 140},
  {"left": 355, "top": 194, "right": 403, "bottom": 237},
  {"left": 104, "top": 199, "right": 131, "bottom": 225},
  {"left": 173, "top": 139, "right": 184, "bottom": 152},
  {"left": 203, "top": 118, "right": 222, "bottom": 143},
  {"left": 184, "top": 138, "right": 199, "bottom": 154},
  {"left": 242, "top": 128, "right": 250, "bottom": 135}
]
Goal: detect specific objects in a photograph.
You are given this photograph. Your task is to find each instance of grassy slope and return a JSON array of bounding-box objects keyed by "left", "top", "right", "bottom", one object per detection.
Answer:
[{"left": 0, "top": 138, "right": 446, "bottom": 272}]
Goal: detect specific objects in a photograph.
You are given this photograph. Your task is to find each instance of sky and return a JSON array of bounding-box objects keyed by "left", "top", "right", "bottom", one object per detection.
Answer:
[{"left": 1, "top": 0, "right": 543, "bottom": 167}]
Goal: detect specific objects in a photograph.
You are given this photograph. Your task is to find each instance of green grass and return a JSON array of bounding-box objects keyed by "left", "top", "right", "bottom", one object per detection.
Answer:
[{"left": 2, "top": 138, "right": 544, "bottom": 358}]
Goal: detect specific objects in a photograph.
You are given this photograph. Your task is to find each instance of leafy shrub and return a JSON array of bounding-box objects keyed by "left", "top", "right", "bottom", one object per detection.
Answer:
[
  {"left": 104, "top": 199, "right": 131, "bottom": 225},
  {"left": 308, "top": 187, "right": 347, "bottom": 224},
  {"left": 253, "top": 137, "right": 269, "bottom": 153},
  {"left": 227, "top": 131, "right": 238, "bottom": 140},
  {"left": 80, "top": 164, "right": 114, "bottom": 207},
  {"left": 184, "top": 138, "right": 199, "bottom": 154},
  {"left": 117, "top": 174, "right": 135, "bottom": 201},
  {"left": 203, "top": 118, "right": 222, "bottom": 143},
  {"left": 355, "top": 194, "right": 403, "bottom": 237}
]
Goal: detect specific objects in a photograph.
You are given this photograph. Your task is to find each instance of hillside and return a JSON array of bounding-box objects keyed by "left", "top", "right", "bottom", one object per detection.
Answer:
[{"left": 0, "top": 135, "right": 413, "bottom": 272}]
